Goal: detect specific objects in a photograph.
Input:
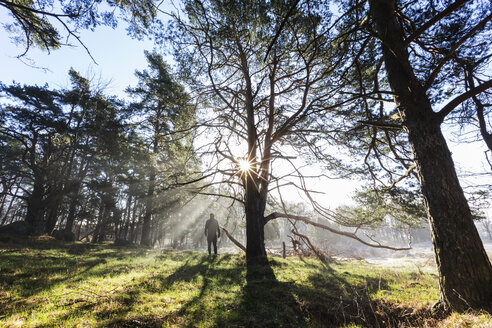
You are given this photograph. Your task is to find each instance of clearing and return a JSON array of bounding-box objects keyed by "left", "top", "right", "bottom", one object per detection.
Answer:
[{"left": 0, "top": 237, "right": 491, "bottom": 327}]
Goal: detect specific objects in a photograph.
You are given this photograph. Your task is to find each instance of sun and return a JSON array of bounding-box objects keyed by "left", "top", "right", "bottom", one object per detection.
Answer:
[{"left": 237, "top": 158, "right": 252, "bottom": 172}]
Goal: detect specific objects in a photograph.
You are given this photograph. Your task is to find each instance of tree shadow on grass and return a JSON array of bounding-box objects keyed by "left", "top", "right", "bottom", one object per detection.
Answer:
[
  {"left": 0, "top": 242, "right": 146, "bottom": 300},
  {"left": 0, "top": 241, "right": 156, "bottom": 323},
  {"left": 103, "top": 253, "right": 246, "bottom": 327},
  {"left": 97, "top": 255, "right": 311, "bottom": 327},
  {"left": 2, "top": 240, "right": 443, "bottom": 328},
  {"left": 94, "top": 255, "right": 432, "bottom": 328},
  {"left": 283, "top": 260, "right": 438, "bottom": 328},
  {"left": 222, "top": 259, "right": 309, "bottom": 328}
]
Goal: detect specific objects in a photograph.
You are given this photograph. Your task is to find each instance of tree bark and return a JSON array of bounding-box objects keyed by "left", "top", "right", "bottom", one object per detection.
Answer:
[
  {"left": 140, "top": 171, "right": 155, "bottom": 246},
  {"left": 370, "top": 0, "right": 492, "bottom": 312},
  {"left": 129, "top": 200, "right": 139, "bottom": 243},
  {"left": 2, "top": 185, "right": 19, "bottom": 225},
  {"left": 121, "top": 194, "right": 133, "bottom": 241},
  {"left": 92, "top": 202, "right": 106, "bottom": 243},
  {"left": 245, "top": 186, "right": 267, "bottom": 264},
  {"left": 44, "top": 191, "right": 62, "bottom": 234},
  {"left": 236, "top": 39, "right": 268, "bottom": 265},
  {"left": 25, "top": 170, "right": 46, "bottom": 235},
  {"left": 64, "top": 181, "right": 81, "bottom": 233},
  {"left": 222, "top": 226, "right": 246, "bottom": 252}
]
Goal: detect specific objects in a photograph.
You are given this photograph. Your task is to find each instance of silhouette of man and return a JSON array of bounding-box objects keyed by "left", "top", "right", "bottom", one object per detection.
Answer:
[{"left": 204, "top": 213, "right": 220, "bottom": 255}]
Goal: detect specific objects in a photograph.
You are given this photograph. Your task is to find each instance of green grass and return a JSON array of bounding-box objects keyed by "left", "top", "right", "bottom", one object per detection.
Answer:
[{"left": 0, "top": 237, "right": 490, "bottom": 327}]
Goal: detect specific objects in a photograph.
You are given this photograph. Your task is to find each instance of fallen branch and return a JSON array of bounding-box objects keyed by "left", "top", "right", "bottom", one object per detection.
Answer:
[
  {"left": 78, "top": 229, "right": 95, "bottom": 242},
  {"left": 291, "top": 229, "right": 331, "bottom": 264},
  {"left": 264, "top": 212, "right": 411, "bottom": 251},
  {"left": 221, "top": 226, "right": 245, "bottom": 252}
]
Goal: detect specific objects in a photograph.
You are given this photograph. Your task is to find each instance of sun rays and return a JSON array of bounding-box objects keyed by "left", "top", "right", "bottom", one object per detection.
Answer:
[
  {"left": 237, "top": 158, "right": 252, "bottom": 173},
  {"left": 235, "top": 157, "right": 260, "bottom": 189}
]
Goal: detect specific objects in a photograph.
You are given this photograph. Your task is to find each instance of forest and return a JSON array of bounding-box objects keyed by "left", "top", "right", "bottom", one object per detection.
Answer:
[{"left": 0, "top": 0, "right": 491, "bottom": 326}]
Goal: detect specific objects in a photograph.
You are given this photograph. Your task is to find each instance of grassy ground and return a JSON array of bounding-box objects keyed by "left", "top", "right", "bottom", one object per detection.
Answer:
[{"left": 0, "top": 237, "right": 490, "bottom": 327}]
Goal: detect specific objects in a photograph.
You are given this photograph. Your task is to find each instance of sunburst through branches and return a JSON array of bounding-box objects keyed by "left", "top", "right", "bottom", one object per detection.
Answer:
[{"left": 237, "top": 158, "right": 252, "bottom": 173}]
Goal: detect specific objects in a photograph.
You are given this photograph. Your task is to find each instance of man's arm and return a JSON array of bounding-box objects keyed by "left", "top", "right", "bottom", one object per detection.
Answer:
[{"left": 216, "top": 224, "right": 220, "bottom": 238}]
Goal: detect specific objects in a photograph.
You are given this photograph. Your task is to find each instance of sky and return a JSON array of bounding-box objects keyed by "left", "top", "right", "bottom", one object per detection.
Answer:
[
  {"left": 0, "top": 6, "right": 491, "bottom": 217},
  {"left": 0, "top": 12, "right": 157, "bottom": 97}
]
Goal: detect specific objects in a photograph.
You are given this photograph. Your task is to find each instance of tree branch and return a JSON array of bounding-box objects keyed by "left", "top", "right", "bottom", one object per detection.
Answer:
[
  {"left": 357, "top": 120, "right": 403, "bottom": 130},
  {"left": 436, "top": 79, "right": 492, "bottom": 122},
  {"left": 221, "top": 226, "right": 245, "bottom": 252},
  {"left": 264, "top": 0, "right": 302, "bottom": 62},
  {"left": 404, "top": 0, "right": 471, "bottom": 45},
  {"left": 264, "top": 212, "right": 411, "bottom": 251}
]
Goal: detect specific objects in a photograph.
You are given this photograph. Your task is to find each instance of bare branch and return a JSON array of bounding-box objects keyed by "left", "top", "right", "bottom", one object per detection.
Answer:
[
  {"left": 264, "top": 212, "right": 411, "bottom": 251},
  {"left": 221, "top": 226, "right": 245, "bottom": 252},
  {"left": 436, "top": 79, "right": 492, "bottom": 122}
]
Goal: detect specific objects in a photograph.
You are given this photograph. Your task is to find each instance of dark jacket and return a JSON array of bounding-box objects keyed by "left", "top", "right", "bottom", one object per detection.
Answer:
[{"left": 205, "top": 218, "right": 220, "bottom": 240}]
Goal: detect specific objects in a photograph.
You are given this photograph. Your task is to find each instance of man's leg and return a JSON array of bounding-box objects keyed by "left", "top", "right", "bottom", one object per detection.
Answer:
[
  {"left": 213, "top": 236, "right": 217, "bottom": 255},
  {"left": 207, "top": 239, "right": 212, "bottom": 255}
]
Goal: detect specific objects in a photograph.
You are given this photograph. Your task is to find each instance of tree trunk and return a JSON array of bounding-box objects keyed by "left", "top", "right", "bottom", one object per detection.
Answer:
[
  {"left": 410, "top": 119, "right": 492, "bottom": 311},
  {"left": 44, "top": 190, "right": 63, "bottom": 234},
  {"left": 370, "top": 0, "right": 492, "bottom": 312},
  {"left": 237, "top": 40, "right": 268, "bottom": 265},
  {"left": 129, "top": 201, "right": 139, "bottom": 243},
  {"left": 140, "top": 172, "right": 155, "bottom": 246},
  {"left": 92, "top": 202, "right": 106, "bottom": 243},
  {"left": 121, "top": 194, "right": 133, "bottom": 240},
  {"left": 64, "top": 181, "right": 81, "bottom": 233},
  {"left": 245, "top": 180, "right": 267, "bottom": 264},
  {"left": 0, "top": 180, "right": 9, "bottom": 222},
  {"left": 25, "top": 171, "right": 46, "bottom": 235},
  {"left": 1, "top": 185, "right": 19, "bottom": 225}
]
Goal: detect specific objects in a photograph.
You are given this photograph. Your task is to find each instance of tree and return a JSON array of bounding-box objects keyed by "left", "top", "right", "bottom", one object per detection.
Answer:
[
  {"left": 0, "top": 83, "right": 67, "bottom": 234},
  {"left": 0, "top": 0, "right": 157, "bottom": 58},
  {"left": 314, "top": 0, "right": 492, "bottom": 311},
  {"left": 370, "top": 0, "right": 492, "bottom": 312},
  {"left": 166, "top": 0, "right": 410, "bottom": 265},
  {"left": 336, "top": 187, "right": 427, "bottom": 232},
  {"left": 0, "top": 69, "right": 130, "bottom": 238},
  {"left": 126, "top": 51, "right": 196, "bottom": 246}
]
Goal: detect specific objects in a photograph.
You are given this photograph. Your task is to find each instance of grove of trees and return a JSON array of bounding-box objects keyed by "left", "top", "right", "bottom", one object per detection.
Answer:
[{"left": 1, "top": 0, "right": 491, "bottom": 313}]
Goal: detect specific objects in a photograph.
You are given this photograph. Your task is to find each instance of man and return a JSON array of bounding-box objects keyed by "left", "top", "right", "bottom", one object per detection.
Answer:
[{"left": 204, "top": 213, "right": 220, "bottom": 256}]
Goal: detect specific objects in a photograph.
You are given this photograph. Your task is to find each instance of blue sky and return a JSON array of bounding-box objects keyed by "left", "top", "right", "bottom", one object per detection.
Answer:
[{"left": 0, "top": 12, "right": 159, "bottom": 98}]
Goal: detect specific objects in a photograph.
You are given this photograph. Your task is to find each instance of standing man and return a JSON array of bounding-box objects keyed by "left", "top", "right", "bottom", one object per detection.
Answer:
[{"left": 204, "top": 213, "right": 220, "bottom": 256}]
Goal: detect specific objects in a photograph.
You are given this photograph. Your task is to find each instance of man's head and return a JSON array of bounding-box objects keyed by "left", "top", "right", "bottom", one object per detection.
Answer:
[{"left": 210, "top": 213, "right": 214, "bottom": 220}]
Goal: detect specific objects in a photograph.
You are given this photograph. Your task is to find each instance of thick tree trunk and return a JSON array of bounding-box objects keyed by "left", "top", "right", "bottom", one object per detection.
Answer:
[
  {"left": 140, "top": 172, "right": 155, "bottom": 246},
  {"left": 25, "top": 171, "right": 46, "bottom": 235},
  {"left": 64, "top": 181, "right": 81, "bottom": 233},
  {"left": 409, "top": 120, "right": 492, "bottom": 311},
  {"left": 237, "top": 40, "right": 269, "bottom": 265},
  {"left": 245, "top": 185, "right": 267, "bottom": 264},
  {"left": 45, "top": 190, "right": 63, "bottom": 234},
  {"left": 370, "top": 0, "right": 492, "bottom": 311}
]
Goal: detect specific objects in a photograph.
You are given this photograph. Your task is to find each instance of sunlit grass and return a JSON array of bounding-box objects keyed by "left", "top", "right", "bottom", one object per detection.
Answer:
[{"left": 0, "top": 238, "right": 490, "bottom": 327}]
